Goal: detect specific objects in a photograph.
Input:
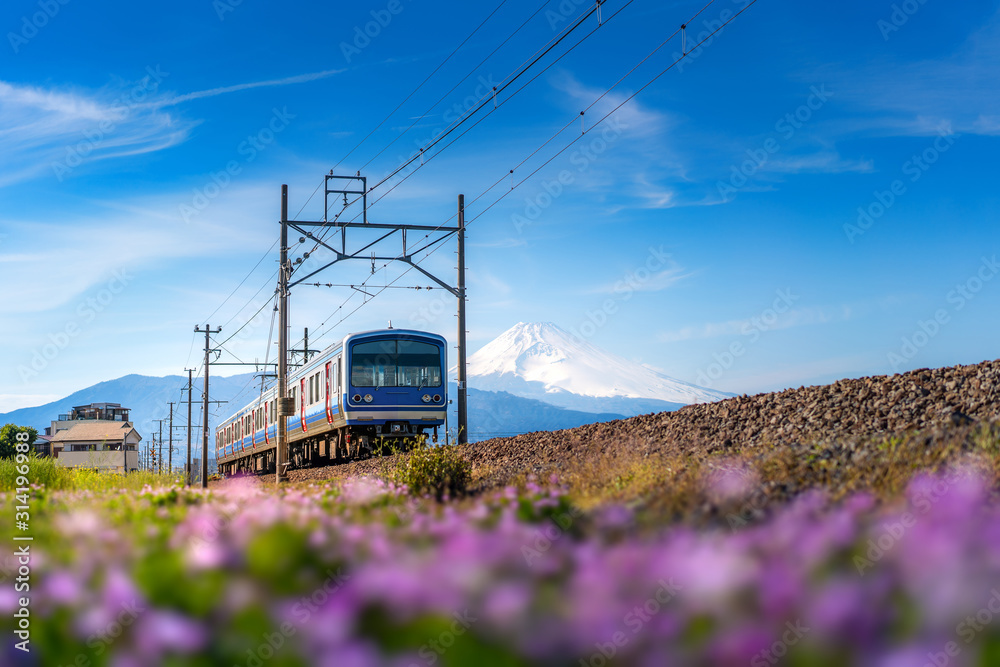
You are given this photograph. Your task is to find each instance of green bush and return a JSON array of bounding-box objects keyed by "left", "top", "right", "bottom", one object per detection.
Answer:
[{"left": 393, "top": 443, "right": 471, "bottom": 501}]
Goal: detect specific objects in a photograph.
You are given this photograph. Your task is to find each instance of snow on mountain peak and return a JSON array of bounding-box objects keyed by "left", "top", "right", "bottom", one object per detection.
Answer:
[{"left": 467, "top": 322, "right": 728, "bottom": 407}]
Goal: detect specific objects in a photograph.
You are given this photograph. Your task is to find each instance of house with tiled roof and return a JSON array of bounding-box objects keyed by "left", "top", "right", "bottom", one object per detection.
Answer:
[{"left": 48, "top": 409, "right": 141, "bottom": 473}]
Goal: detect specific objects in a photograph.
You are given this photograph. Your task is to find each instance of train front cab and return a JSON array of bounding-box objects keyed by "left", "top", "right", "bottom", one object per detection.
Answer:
[{"left": 343, "top": 330, "right": 447, "bottom": 451}]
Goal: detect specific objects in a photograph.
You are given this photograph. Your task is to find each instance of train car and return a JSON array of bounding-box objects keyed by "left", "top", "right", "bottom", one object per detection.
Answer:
[{"left": 216, "top": 328, "right": 447, "bottom": 475}]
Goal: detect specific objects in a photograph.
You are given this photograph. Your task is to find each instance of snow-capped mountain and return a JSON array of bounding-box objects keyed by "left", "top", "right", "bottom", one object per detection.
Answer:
[{"left": 466, "top": 322, "right": 730, "bottom": 416}]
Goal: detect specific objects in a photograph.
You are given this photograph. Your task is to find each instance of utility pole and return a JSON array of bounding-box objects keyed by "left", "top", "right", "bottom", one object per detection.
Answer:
[
  {"left": 154, "top": 419, "right": 165, "bottom": 474},
  {"left": 167, "top": 402, "right": 174, "bottom": 476},
  {"left": 289, "top": 327, "right": 317, "bottom": 367},
  {"left": 276, "top": 184, "right": 290, "bottom": 485},
  {"left": 185, "top": 368, "right": 194, "bottom": 486},
  {"left": 195, "top": 325, "right": 221, "bottom": 488},
  {"left": 457, "top": 194, "right": 468, "bottom": 446}
]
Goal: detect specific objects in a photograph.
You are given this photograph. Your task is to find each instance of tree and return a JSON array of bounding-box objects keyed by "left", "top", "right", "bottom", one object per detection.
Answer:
[{"left": 0, "top": 423, "right": 38, "bottom": 459}]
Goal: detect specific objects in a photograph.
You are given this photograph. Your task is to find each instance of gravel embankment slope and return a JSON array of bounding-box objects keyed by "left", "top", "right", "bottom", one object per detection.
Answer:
[{"left": 228, "top": 360, "right": 1000, "bottom": 489}]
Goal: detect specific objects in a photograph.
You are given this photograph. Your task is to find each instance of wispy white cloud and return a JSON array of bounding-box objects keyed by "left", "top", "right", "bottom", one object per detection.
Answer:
[
  {"left": 550, "top": 70, "right": 671, "bottom": 139},
  {"left": 470, "top": 237, "right": 528, "bottom": 249},
  {"left": 0, "top": 181, "right": 276, "bottom": 314},
  {"left": 659, "top": 305, "right": 850, "bottom": 343},
  {"left": 152, "top": 68, "right": 344, "bottom": 107},
  {"left": 0, "top": 68, "right": 344, "bottom": 188},
  {"left": 763, "top": 151, "right": 875, "bottom": 175},
  {"left": 590, "top": 262, "right": 691, "bottom": 295},
  {"left": 0, "top": 78, "right": 192, "bottom": 187},
  {"left": 824, "top": 9, "right": 1000, "bottom": 137}
]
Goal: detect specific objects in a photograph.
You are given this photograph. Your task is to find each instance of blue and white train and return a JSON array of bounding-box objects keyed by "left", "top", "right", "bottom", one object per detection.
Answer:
[{"left": 215, "top": 328, "right": 447, "bottom": 475}]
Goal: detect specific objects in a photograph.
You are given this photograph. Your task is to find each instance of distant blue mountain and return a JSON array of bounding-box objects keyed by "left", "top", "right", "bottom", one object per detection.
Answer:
[
  {"left": 0, "top": 373, "right": 259, "bottom": 467},
  {"left": 0, "top": 375, "right": 630, "bottom": 464}
]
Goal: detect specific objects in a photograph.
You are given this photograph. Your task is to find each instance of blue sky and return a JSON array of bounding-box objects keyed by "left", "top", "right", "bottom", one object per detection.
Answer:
[{"left": 2, "top": 0, "right": 998, "bottom": 412}]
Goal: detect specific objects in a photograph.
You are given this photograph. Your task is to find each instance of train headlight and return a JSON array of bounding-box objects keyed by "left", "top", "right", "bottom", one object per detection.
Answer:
[
  {"left": 364, "top": 394, "right": 374, "bottom": 403},
  {"left": 433, "top": 394, "right": 442, "bottom": 403},
  {"left": 353, "top": 394, "right": 362, "bottom": 403},
  {"left": 422, "top": 394, "right": 432, "bottom": 403}
]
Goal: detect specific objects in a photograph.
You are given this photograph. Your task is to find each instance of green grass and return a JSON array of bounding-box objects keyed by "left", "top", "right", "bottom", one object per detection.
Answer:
[
  {"left": 499, "top": 419, "right": 1000, "bottom": 528},
  {"left": 0, "top": 453, "right": 182, "bottom": 492}
]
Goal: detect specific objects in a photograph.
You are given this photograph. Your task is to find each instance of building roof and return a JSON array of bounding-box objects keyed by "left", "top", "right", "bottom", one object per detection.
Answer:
[{"left": 50, "top": 422, "right": 141, "bottom": 444}]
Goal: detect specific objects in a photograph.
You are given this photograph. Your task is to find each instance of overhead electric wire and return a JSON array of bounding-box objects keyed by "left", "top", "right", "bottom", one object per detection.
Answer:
[
  {"left": 288, "top": 0, "right": 624, "bottom": 337},
  {"left": 207, "top": 0, "right": 761, "bottom": 417},
  {"left": 358, "top": 0, "right": 553, "bottom": 173},
  {"left": 290, "top": 0, "right": 519, "bottom": 222},
  {"left": 304, "top": 0, "right": 633, "bottom": 259},
  {"left": 305, "top": 0, "right": 759, "bottom": 347},
  {"left": 466, "top": 0, "right": 759, "bottom": 226},
  {"left": 198, "top": 2, "right": 544, "bottom": 361},
  {"left": 204, "top": 0, "right": 604, "bottom": 345}
]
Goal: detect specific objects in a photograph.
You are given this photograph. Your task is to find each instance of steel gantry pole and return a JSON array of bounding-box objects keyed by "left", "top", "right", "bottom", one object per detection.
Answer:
[
  {"left": 456, "top": 194, "right": 468, "bottom": 446},
  {"left": 276, "top": 184, "right": 290, "bottom": 485}
]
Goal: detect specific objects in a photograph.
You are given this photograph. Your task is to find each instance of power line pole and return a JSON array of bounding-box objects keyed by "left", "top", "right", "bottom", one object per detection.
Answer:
[
  {"left": 195, "top": 325, "right": 221, "bottom": 489},
  {"left": 153, "top": 419, "right": 166, "bottom": 474},
  {"left": 276, "top": 184, "right": 290, "bottom": 485},
  {"left": 167, "top": 402, "right": 174, "bottom": 476},
  {"left": 457, "top": 194, "right": 468, "bottom": 446},
  {"left": 185, "top": 368, "right": 194, "bottom": 486}
]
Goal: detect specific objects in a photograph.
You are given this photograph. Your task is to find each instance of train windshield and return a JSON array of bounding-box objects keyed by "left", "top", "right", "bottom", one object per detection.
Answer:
[{"left": 350, "top": 339, "right": 442, "bottom": 388}]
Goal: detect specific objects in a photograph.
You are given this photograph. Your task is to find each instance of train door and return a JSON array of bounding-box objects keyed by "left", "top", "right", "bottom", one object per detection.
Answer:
[{"left": 300, "top": 378, "right": 308, "bottom": 433}]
